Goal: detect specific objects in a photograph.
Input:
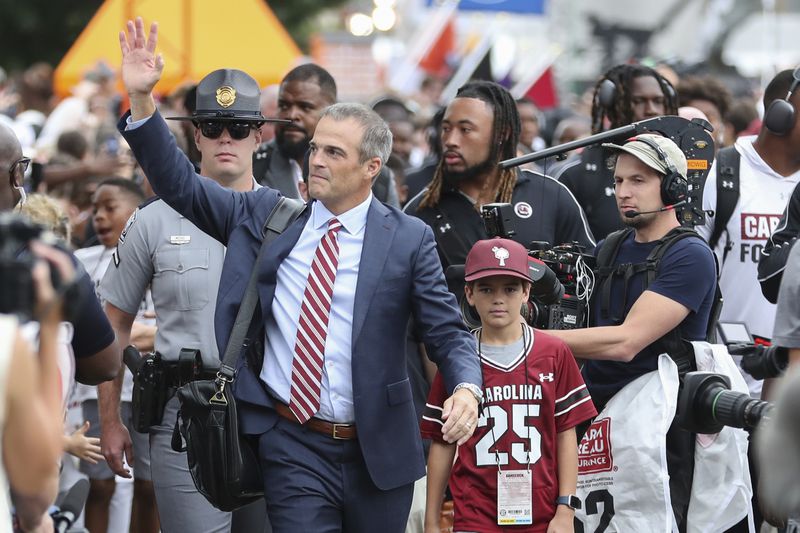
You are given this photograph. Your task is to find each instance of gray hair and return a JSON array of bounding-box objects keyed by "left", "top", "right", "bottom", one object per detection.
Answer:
[{"left": 319, "top": 103, "right": 392, "bottom": 166}]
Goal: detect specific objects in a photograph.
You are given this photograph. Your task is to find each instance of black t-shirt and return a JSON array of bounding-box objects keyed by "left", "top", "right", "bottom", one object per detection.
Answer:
[
  {"left": 403, "top": 169, "right": 595, "bottom": 271},
  {"left": 556, "top": 145, "right": 624, "bottom": 241},
  {"left": 582, "top": 231, "right": 717, "bottom": 407}
]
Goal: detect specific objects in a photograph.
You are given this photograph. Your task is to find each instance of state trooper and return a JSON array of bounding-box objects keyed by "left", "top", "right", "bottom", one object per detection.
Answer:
[{"left": 97, "top": 69, "right": 285, "bottom": 532}]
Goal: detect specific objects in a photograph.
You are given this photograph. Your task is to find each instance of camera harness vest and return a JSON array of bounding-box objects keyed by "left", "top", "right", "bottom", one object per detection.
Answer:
[{"left": 592, "top": 226, "right": 721, "bottom": 376}]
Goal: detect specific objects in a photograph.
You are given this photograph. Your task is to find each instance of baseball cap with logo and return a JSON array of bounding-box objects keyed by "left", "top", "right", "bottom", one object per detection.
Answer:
[
  {"left": 167, "top": 68, "right": 288, "bottom": 124},
  {"left": 602, "top": 133, "right": 687, "bottom": 179},
  {"left": 465, "top": 238, "right": 533, "bottom": 283}
]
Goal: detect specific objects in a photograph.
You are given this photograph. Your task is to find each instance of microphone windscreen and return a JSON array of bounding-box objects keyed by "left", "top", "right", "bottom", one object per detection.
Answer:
[
  {"left": 59, "top": 478, "right": 90, "bottom": 517},
  {"left": 624, "top": 210, "right": 639, "bottom": 218}
]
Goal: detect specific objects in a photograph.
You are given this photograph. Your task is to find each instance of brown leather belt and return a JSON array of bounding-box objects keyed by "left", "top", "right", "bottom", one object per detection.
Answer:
[{"left": 273, "top": 401, "right": 358, "bottom": 440}]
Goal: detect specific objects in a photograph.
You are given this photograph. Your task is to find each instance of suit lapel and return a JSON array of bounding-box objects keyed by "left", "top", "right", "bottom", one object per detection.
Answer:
[
  {"left": 352, "top": 199, "right": 395, "bottom": 343},
  {"left": 257, "top": 203, "right": 311, "bottom": 320}
]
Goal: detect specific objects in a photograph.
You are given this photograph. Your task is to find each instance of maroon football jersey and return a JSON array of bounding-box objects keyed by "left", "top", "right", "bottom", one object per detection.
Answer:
[{"left": 422, "top": 325, "right": 597, "bottom": 532}]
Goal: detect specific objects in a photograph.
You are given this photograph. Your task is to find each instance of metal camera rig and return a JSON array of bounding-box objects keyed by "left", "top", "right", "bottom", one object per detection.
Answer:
[{"left": 499, "top": 115, "right": 716, "bottom": 227}]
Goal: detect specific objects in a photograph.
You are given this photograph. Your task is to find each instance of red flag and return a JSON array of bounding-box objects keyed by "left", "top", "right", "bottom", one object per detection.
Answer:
[
  {"left": 420, "top": 19, "right": 455, "bottom": 77},
  {"left": 525, "top": 66, "right": 558, "bottom": 109}
]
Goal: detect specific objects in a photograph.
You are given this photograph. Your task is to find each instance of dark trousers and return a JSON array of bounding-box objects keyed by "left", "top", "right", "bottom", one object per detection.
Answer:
[{"left": 258, "top": 416, "right": 414, "bottom": 533}]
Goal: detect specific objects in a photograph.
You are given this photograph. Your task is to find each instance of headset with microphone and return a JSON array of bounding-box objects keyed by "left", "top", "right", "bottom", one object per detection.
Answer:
[
  {"left": 621, "top": 135, "right": 688, "bottom": 219},
  {"left": 764, "top": 66, "right": 800, "bottom": 136}
]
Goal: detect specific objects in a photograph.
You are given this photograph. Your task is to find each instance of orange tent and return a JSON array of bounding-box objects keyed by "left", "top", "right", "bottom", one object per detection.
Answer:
[{"left": 54, "top": 0, "right": 302, "bottom": 97}]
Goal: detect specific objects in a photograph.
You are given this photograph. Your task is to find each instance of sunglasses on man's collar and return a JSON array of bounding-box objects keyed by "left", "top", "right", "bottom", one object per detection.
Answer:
[{"left": 193, "top": 121, "right": 258, "bottom": 140}]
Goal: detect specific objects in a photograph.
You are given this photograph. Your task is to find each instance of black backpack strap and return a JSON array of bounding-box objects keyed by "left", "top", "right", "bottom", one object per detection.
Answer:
[
  {"left": 592, "top": 228, "right": 633, "bottom": 324},
  {"left": 644, "top": 227, "right": 707, "bottom": 376},
  {"left": 708, "top": 146, "right": 740, "bottom": 257},
  {"left": 644, "top": 226, "right": 701, "bottom": 286}
]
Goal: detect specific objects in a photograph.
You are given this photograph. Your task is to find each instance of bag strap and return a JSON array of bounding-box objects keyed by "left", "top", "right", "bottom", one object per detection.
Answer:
[
  {"left": 592, "top": 228, "right": 633, "bottom": 323},
  {"left": 644, "top": 226, "right": 699, "bottom": 286},
  {"left": 708, "top": 146, "right": 740, "bottom": 254},
  {"left": 218, "top": 197, "right": 305, "bottom": 381}
]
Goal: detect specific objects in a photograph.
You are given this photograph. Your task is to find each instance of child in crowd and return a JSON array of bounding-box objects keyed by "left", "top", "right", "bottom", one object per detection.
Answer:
[
  {"left": 423, "top": 238, "right": 597, "bottom": 533},
  {"left": 73, "top": 177, "right": 158, "bottom": 533}
]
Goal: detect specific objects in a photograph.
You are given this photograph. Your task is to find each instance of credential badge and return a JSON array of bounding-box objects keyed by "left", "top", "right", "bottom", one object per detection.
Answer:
[
  {"left": 492, "top": 246, "right": 509, "bottom": 266},
  {"left": 216, "top": 86, "right": 236, "bottom": 108}
]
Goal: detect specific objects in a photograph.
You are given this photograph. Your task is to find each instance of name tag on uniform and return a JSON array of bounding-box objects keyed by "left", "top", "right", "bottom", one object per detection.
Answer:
[
  {"left": 497, "top": 470, "right": 533, "bottom": 525},
  {"left": 169, "top": 235, "right": 191, "bottom": 245}
]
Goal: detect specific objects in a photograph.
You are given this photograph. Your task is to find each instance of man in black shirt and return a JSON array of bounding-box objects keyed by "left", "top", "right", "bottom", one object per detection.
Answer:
[
  {"left": 252, "top": 64, "right": 336, "bottom": 198},
  {"left": 404, "top": 80, "right": 594, "bottom": 271},
  {"left": 555, "top": 64, "right": 678, "bottom": 240}
]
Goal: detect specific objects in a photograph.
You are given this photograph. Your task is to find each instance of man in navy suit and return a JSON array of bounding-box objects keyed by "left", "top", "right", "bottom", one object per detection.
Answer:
[{"left": 118, "top": 19, "right": 482, "bottom": 532}]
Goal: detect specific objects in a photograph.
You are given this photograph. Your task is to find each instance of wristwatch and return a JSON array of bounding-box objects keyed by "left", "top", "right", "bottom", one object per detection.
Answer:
[
  {"left": 556, "top": 495, "right": 581, "bottom": 511},
  {"left": 454, "top": 382, "right": 483, "bottom": 404}
]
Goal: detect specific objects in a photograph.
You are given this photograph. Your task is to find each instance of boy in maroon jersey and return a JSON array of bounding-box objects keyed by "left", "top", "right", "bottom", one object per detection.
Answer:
[{"left": 422, "top": 238, "right": 597, "bottom": 533}]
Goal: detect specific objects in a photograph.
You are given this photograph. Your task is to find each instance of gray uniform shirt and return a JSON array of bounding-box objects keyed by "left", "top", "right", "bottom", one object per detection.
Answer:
[
  {"left": 773, "top": 243, "right": 800, "bottom": 348},
  {"left": 100, "top": 198, "right": 224, "bottom": 365}
]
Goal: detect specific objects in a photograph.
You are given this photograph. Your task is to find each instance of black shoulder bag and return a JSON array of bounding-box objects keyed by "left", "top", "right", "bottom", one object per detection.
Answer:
[{"left": 172, "top": 197, "right": 305, "bottom": 512}]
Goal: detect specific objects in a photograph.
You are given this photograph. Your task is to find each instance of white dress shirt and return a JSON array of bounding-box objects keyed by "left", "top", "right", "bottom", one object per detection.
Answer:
[{"left": 261, "top": 194, "right": 372, "bottom": 422}]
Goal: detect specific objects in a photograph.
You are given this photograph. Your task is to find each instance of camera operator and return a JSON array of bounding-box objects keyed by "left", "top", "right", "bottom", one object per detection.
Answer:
[
  {"left": 404, "top": 80, "right": 594, "bottom": 270},
  {"left": 0, "top": 123, "right": 120, "bottom": 386},
  {"left": 546, "top": 134, "right": 718, "bottom": 530}
]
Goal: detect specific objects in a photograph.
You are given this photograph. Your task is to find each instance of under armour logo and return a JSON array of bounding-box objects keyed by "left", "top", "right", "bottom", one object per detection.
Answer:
[
  {"left": 586, "top": 163, "right": 598, "bottom": 172},
  {"left": 605, "top": 186, "right": 614, "bottom": 197},
  {"left": 722, "top": 180, "right": 734, "bottom": 189},
  {"left": 492, "top": 246, "right": 509, "bottom": 266},
  {"left": 539, "top": 372, "right": 554, "bottom": 382},
  {"left": 439, "top": 223, "right": 451, "bottom": 234}
]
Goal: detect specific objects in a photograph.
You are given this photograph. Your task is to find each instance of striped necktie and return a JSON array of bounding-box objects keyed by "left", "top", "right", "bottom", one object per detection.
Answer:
[{"left": 288, "top": 218, "right": 343, "bottom": 423}]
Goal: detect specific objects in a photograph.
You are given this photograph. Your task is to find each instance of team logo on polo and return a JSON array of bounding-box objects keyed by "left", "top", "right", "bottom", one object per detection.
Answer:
[
  {"left": 216, "top": 86, "right": 236, "bottom": 108},
  {"left": 492, "top": 246, "right": 509, "bottom": 266},
  {"left": 578, "top": 418, "right": 614, "bottom": 475},
  {"left": 514, "top": 202, "right": 532, "bottom": 219}
]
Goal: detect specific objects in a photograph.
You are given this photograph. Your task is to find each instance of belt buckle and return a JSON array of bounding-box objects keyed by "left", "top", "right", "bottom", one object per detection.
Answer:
[{"left": 331, "top": 423, "right": 349, "bottom": 440}]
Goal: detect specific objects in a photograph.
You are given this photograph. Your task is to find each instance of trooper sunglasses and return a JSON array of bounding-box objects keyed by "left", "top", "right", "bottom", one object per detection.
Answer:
[{"left": 195, "top": 121, "right": 257, "bottom": 140}]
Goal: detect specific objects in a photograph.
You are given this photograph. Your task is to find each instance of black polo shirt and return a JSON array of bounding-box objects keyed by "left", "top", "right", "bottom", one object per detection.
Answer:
[
  {"left": 556, "top": 144, "right": 625, "bottom": 241},
  {"left": 403, "top": 169, "right": 595, "bottom": 271}
]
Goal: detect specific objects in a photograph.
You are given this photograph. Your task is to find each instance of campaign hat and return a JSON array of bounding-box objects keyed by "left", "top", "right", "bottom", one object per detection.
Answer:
[{"left": 167, "top": 68, "right": 287, "bottom": 123}]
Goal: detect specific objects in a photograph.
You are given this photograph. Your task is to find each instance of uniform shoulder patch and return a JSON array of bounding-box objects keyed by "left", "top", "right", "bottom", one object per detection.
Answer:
[{"left": 118, "top": 209, "right": 138, "bottom": 245}]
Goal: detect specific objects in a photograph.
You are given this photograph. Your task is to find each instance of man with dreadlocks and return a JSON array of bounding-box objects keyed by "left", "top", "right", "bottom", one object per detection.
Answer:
[
  {"left": 404, "top": 80, "right": 594, "bottom": 275},
  {"left": 555, "top": 64, "right": 678, "bottom": 240}
]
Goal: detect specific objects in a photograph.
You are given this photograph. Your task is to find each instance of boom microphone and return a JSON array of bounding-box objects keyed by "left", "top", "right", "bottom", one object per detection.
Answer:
[{"left": 624, "top": 200, "right": 688, "bottom": 218}]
